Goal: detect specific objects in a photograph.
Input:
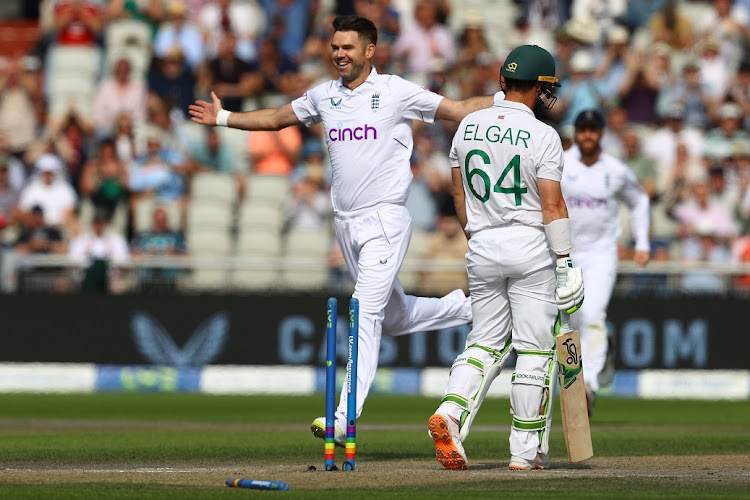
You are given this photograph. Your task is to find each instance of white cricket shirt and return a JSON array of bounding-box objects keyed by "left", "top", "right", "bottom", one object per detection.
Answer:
[
  {"left": 292, "top": 67, "right": 443, "bottom": 213},
  {"left": 450, "top": 97, "right": 564, "bottom": 234},
  {"left": 562, "top": 148, "right": 650, "bottom": 252}
]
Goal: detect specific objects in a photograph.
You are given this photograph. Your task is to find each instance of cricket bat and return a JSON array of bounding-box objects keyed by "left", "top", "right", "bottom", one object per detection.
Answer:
[{"left": 555, "top": 266, "right": 593, "bottom": 462}]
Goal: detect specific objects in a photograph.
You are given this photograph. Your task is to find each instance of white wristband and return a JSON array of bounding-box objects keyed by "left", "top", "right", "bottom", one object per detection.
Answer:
[
  {"left": 216, "top": 109, "right": 231, "bottom": 127},
  {"left": 544, "top": 218, "right": 572, "bottom": 255}
]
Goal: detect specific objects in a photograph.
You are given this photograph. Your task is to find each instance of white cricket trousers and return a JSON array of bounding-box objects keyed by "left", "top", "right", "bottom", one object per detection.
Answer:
[
  {"left": 440, "top": 224, "right": 557, "bottom": 460},
  {"left": 334, "top": 204, "right": 472, "bottom": 421},
  {"left": 570, "top": 246, "right": 618, "bottom": 392}
]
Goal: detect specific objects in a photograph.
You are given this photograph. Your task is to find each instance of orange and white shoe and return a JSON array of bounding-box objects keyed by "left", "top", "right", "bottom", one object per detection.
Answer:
[
  {"left": 428, "top": 411, "right": 468, "bottom": 470},
  {"left": 509, "top": 452, "right": 550, "bottom": 470}
]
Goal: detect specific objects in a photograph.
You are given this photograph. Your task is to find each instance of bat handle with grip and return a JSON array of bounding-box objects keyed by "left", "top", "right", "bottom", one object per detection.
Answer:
[{"left": 555, "top": 264, "right": 572, "bottom": 335}]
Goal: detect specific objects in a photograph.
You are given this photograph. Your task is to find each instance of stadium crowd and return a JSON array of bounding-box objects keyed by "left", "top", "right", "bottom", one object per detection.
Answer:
[{"left": 1, "top": 0, "right": 750, "bottom": 295}]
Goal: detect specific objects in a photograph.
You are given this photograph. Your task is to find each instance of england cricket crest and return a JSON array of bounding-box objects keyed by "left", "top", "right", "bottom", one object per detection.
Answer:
[{"left": 371, "top": 93, "right": 380, "bottom": 110}]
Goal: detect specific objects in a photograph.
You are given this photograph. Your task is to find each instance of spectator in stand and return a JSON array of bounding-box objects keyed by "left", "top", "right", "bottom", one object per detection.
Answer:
[
  {"left": 0, "top": 134, "right": 29, "bottom": 193},
  {"left": 14, "top": 205, "right": 65, "bottom": 256},
  {"left": 0, "top": 57, "right": 39, "bottom": 158},
  {"left": 113, "top": 112, "right": 137, "bottom": 164},
  {"left": 153, "top": 0, "right": 205, "bottom": 69},
  {"left": 595, "top": 25, "right": 630, "bottom": 98},
  {"left": 648, "top": 0, "right": 693, "bottom": 50},
  {"left": 672, "top": 180, "right": 737, "bottom": 241},
  {"left": 644, "top": 103, "right": 705, "bottom": 197},
  {"left": 79, "top": 138, "right": 130, "bottom": 220},
  {"left": 69, "top": 209, "right": 130, "bottom": 293},
  {"left": 93, "top": 58, "right": 148, "bottom": 136},
  {"left": 283, "top": 164, "right": 331, "bottom": 232},
  {"left": 620, "top": 46, "right": 668, "bottom": 125},
  {"left": 600, "top": 104, "right": 627, "bottom": 159},
  {"left": 106, "top": 0, "right": 165, "bottom": 35},
  {"left": 729, "top": 61, "right": 750, "bottom": 120},
  {"left": 621, "top": 128, "right": 657, "bottom": 201},
  {"left": 248, "top": 38, "right": 299, "bottom": 104},
  {"left": 679, "top": 221, "right": 731, "bottom": 295},
  {"left": 698, "top": 36, "right": 730, "bottom": 101},
  {"left": 23, "top": 109, "right": 92, "bottom": 193},
  {"left": 129, "top": 128, "right": 186, "bottom": 204},
  {"left": 258, "top": 0, "right": 316, "bottom": 63},
  {"left": 704, "top": 102, "right": 749, "bottom": 161},
  {"left": 656, "top": 61, "right": 714, "bottom": 131},
  {"left": 247, "top": 126, "right": 302, "bottom": 178},
  {"left": 52, "top": 0, "right": 103, "bottom": 47},
  {"left": 554, "top": 50, "right": 606, "bottom": 126},
  {"left": 198, "top": 0, "right": 266, "bottom": 64},
  {"left": 188, "top": 128, "right": 235, "bottom": 174},
  {"left": 0, "top": 160, "right": 21, "bottom": 232},
  {"left": 148, "top": 47, "right": 196, "bottom": 119},
  {"left": 393, "top": 0, "right": 456, "bottom": 84},
  {"left": 131, "top": 205, "right": 187, "bottom": 290},
  {"left": 18, "top": 154, "right": 77, "bottom": 231},
  {"left": 419, "top": 195, "right": 469, "bottom": 296},
  {"left": 197, "top": 32, "right": 259, "bottom": 113}
]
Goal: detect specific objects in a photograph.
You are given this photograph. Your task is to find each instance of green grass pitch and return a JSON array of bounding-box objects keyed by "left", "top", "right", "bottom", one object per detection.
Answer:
[{"left": 0, "top": 393, "right": 748, "bottom": 499}]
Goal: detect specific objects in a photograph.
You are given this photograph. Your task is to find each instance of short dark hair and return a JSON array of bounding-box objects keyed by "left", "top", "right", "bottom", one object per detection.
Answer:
[
  {"left": 502, "top": 77, "right": 537, "bottom": 93},
  {"left": 333, "top": 15, "right": 378, "bottom": 47}
]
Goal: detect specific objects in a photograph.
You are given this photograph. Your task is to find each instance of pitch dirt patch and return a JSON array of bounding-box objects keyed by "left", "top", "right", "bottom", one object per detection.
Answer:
[{"left": 2, "top": 455, "right": 749, "bottom": 491}]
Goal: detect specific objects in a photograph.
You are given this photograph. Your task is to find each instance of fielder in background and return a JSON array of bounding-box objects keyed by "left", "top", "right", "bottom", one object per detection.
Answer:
[
  {"left": 561, "top": 109, "right": 651, "bottom": 414},
  {"left": 189, "top": 15, "right": 494, "bottom": 446},
  {"left": 429, "top": 45, "right": 584, "bottom": 471}
]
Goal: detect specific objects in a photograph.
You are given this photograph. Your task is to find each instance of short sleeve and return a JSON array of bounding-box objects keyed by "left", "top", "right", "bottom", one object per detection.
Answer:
[
  {"left": 449, "top": 131, "right": 460, "bottom": 169},
  {"left": 536, "top": 129, "right": 564, "bottom": 182},
  {"left": 391, "top": 76, "right": 444, "bottom": 123},
  {"left": 291, "top": 86, "right": 323, "bottom": 128}
]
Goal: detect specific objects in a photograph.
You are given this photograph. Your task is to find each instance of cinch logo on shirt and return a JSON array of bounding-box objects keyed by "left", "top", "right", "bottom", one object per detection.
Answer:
[
  {"left": 328, "top": 122, "right": 378, "bottom": 142},
  {"left": 567, "top": 196, "right": 610, "bottom": 209}
]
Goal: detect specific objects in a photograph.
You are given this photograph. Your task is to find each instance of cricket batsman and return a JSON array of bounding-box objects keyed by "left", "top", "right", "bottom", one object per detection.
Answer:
[{"left": 429, "top": 45, "right": 584, "bottom": 470}]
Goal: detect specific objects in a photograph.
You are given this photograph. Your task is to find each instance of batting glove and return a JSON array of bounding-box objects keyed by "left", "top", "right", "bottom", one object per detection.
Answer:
[{"left": 555, "top": 257, "right": 584, "bottom": 314}]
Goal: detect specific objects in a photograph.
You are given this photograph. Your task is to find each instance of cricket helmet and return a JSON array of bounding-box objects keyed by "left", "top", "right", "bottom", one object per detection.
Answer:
[{"left": 500, "top": 45, "right": 560, "bottom": 87}]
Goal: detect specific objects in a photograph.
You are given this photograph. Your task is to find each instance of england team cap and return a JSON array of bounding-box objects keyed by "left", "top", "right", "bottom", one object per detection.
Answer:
[{"left": 574, "top": 109, "right": 606, "bottom": 129}]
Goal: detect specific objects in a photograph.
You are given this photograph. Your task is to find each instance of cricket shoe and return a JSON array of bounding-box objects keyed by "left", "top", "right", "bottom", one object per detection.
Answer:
[
  {"left": 428, "top": 411, "right": 468, "bottom": 470},
  {"left": 508, "top": 452, "right": 550, "bottom": 470},
  {"left": 311, "top": 417, "right": 345, "bottom": 448}
]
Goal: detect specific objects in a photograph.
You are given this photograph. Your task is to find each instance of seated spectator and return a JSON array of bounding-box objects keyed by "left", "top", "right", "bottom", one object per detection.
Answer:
[
  {"left": 0, "top": 134, "right": 28, "bottom": 193},
  {"left": 672, "top": 180, "right": 737, "bottom": 239},
  {"left": 392, "top": 0, "right": 456, "bottom": 83},
  {"left": 247, "top": 126, "right": 301, "bottom": 177},
  {"left": 148, "top": 47, "right": 196, "bottom": 119},
  {"left": 0, "top": 160, "right": 21, "bottom": 231},
  {"left": 153, "top": 0, "right": 205, "bottom": 69},
  {"left": 259, "top": 0, "right": 315, "bottom": 63},
  {"left": 680, "top": 222, "right": 731, "bottom": 295},
  {"left": 14, "top": 205, "right": 65, "bottom": 256},
  {"left": 197, "top": 32, "right": 259, "bottom": 112},
  {"left": 79, "top": 138, "right": 130, "bottom": 220},
  {"left": 188, "top": 128, "right": 235, "bottom": 174},
  {"left": 622, "top": 128, "right": 658, "bottom": 200},
  {"left": 131, "top": 206, "right": 187, "bottom": 291},
  {"left": 129, "top": 129, "right": 186, "bottom": 204},
  {"left": 554, "top": 50, "right": 607, "bottom": 126},
  {"left": 419, "top": 197, "right": 469, "bottom": 296},
  {"left": 24, "top": 109, "right": 93, "bottom": 192},
  {"left": 704, "top": 102, "right": 749, "bottom": 161},
  {"left": 656, "top": 62, "right": 713, "bottom": 130},
  {"left": 113, "top": 112, "right": 138, "bottom": 164},
  {"left": 52, "top": 0, "right": 103, "bottom": 47},
  {"left": 247, "top": 38, "right": 298, "bottom": 103},
  {"left": 69, "top": 210, "right": 130, "bottom": 293},
  {"left": 18, "top": 154, "right": 78, "bottom": 231},
  {"left": 93, "top": 58, "right": 148, "bottom": 135},
  {"left": 0, "top": 56, "right": 39, "bottom": 157},
  {"left": 198, "top": 0, "right": 266, "bottom": 63},
  {"left": 283, "top": 165, "right": 330, "bottom": 231}
]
